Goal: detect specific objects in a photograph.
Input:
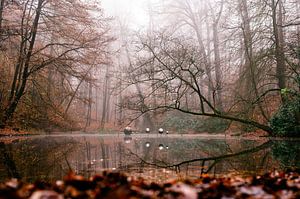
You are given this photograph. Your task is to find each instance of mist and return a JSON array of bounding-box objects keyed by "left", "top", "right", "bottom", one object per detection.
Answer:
[{"left": 0, "top": 0, "right": 299, "bottom": 136}]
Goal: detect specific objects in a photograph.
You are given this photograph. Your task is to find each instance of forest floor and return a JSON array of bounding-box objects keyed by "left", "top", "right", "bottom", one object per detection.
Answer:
[{"left": 0, "top": 170, "right": 299, "bottom": 199}]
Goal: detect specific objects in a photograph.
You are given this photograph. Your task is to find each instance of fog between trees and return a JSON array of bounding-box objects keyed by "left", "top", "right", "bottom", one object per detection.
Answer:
[{"left": 0, "top": 0, "right": 299, "bottom": 135}]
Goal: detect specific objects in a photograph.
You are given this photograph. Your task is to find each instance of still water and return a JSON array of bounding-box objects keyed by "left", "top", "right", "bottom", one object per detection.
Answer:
[{"left": 0, "top": 134, "right": 299, "bottom": 183}]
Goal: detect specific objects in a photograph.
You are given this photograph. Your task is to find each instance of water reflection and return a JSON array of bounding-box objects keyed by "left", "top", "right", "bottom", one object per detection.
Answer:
[
  {"left": 271, "top": 140, "right": 300, "bottom": 169},
  {"left": 145, "top": 142, "right": 151, "bottom": 148},
  {"left": 124, "top": 135, "right": 132, "bottom": 144},
  {"left": 0, "top": 136, "right": 78, "bottom": 182},
  {"left": 0, "top": 134, "right": 299, "bottom": 183}
]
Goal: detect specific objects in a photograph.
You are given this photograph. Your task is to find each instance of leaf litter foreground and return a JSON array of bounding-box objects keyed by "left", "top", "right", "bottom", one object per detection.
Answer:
[{"left": 0, "top": 171, "right": 299, "bottom": 199}]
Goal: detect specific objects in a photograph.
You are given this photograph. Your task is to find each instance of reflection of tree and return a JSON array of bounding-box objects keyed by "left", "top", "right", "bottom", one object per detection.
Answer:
[
  {"left": 0, "top": 142, "right": 20, "bottom": 178},
  {"left": 271, "top": 141, "right": 300, "bottom": 169},
  {"left": 0, "top": 137, "right": 77, "bottom": 182},
  {"left": 125, "top": 140, "right": 273, "bottom": 175},
  {"left": 3, "top": 136, "right": 299, "bottom": 183}
]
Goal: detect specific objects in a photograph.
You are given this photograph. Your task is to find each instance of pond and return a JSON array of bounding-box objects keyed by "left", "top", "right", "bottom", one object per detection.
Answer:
[{"left": 0, "top": 133, "right": 299, "bottom": 183}]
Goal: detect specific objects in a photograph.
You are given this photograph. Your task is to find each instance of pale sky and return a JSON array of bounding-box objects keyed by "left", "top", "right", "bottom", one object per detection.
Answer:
[{"left": 101, "top": 0, "right": 150, "bottom": 29}]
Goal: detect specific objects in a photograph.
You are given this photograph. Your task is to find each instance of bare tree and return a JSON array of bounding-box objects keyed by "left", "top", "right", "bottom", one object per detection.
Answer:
[
  {"left": 100, "top": 66, "right": 111, "bottom": 129},
  {"left": 0, "top": 0, "right": 113, "bottom": 129},
  {"left": 271, "top": 0, "right": 286, "bottom": 91},
  {"left": 235, "top": 0, "right": 270, "bottom": 123},
  {"left": 165, "top": 0, "right": 215, "bottom": 102},
  {"left": 208, "top": 0, "right": 224, "bottom": 110},
  {"left": 4, "top": 0, "right": 45, "bottom": 124},
  {"left": 130, "top": 32, "right": 273, "bottom": 133},
  {"left": 0, "top": 0, "right": 4, "bottom": 34}
]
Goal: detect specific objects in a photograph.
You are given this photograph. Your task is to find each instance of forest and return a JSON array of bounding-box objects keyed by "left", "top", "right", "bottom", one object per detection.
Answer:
[{"left": 0, "top": 0, "right": 299, "bottom": 136}]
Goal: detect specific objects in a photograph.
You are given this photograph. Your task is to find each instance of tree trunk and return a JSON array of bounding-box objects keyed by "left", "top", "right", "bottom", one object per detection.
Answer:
[
  {"left": 194, "top": 24, "right": 214, "bottom": 104},
  {"left": 205, "top": 11, "right": 213, "bottom": 104},
  {"left": 105, "top": 86, "right": 111, "bottom": 123},
  {"left": 272, "top": 0, "right": 286, "bottom": 90},
  {"left": 297, "top": 1, "right": 300, "bottom": 45},
  {"left": 210, "top": 2, "right": 223, "bottom": 111},
  {"left": 118, "top": 80, "right": 123, "bottom": 126},
  {"left": 0, "top": 0, "right": 4, "bottom": 34},
  {"left": 238, "top": 0, "right": 254, "bottom": 99},
  {"left": 236, "top": 0, "right": 269, "bottom": 123},
  {"left": 3, "top": 0, "right": 43, "bottom": 125},
  {"left": 100, "top": 67, "right": 109, "bottom": 129},
  {"left": 147, "top": 1, "right": 158, "bottom": 123},
  {"left": 95, "top": 87, "right": 99, "bottom": 121},
  {"left": 182, "top": 0, "right": 214, "bottom": 108},
  {"left": 84, "top": 81, "right": 92, "bottom": 130}
]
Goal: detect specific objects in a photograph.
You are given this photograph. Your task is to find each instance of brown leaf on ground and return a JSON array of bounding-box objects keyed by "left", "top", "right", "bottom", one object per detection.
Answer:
[{"left": 0, "top": 171, "right": 299, "bottom": 199}]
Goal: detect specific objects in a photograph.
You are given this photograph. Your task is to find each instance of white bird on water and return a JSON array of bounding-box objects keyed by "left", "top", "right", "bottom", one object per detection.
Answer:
[{"left": 158, "top": 128, "right": 164, "bottom": 134}]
